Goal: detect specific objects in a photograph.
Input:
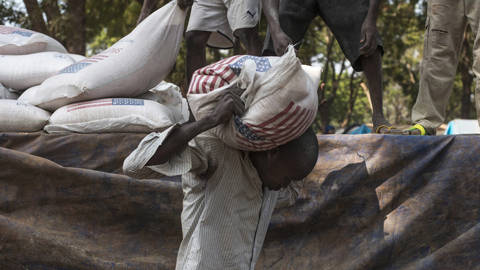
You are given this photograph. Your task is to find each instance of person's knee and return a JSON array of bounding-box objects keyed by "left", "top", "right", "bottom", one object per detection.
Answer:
[
  {"left": 185, "top": 31, "right": 209, "bottom": 50},
  {"left": 234, "top": 27, "right": 258, "bottom": 42}
]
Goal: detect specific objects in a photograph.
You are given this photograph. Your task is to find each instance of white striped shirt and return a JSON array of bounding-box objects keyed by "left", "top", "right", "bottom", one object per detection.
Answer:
[{"left": 123, "top": 126, "right": 279, "bottom": 270}]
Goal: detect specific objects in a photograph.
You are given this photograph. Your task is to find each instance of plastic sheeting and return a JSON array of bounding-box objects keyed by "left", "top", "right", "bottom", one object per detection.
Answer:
[{"left": 0, "top": 132, "right": 479, "bottom": 270}]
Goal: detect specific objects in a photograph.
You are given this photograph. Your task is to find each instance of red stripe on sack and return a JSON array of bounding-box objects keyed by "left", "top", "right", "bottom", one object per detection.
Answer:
[
  {"left": 250, "top": 106, "right": 302, "bottom": 134},
  {"left": 235, "top": 109, "right": 315, "bottom": 149},
  {"left": 66, "top": 102, "right": 112, "bottom": 112},
  {"left": 274, "top": 110, "right": 315, "bottom": 145},
  {"left": 234, "top": 134, "right": 275, "bottom": 150},
  {"left": 247, "top": 107, "right": 307, "bottom": 137},
  {"left": 188, "top": 73, "right": 201, "bottom": 94},
  {"left": 249, "top": 102, "right": 295, "bottom": 128},
  {"left": 66, "top": 98, "right": 112, "bottom": 108},
  {"left": 81, "top": 59, "right": 98, "bottom": 63},
  {"left": 265, "top": 109, "right": 312, "bottom": 142}
]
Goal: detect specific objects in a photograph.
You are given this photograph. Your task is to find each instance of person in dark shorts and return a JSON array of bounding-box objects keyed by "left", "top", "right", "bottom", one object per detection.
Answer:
[{"left": 262, "top": 0, "right": 397, "bottom": 133}]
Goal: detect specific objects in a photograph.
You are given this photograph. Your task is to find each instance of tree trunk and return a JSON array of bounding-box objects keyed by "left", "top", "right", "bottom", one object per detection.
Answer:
[
  {"left": 22, "top": 0, "right": 48, "bottom": 34},
  {"left": 64, "top": 0, "right": 86, "bottom": 55}
]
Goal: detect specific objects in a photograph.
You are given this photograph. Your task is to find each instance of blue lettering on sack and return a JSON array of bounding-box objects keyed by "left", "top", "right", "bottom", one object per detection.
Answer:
[
  {"left": 234, "top": 116, "right": 264, "bottom": 141},
  {"left": 112, "top": 98, "right": 144, "bottom": 106},
  {"left": 12, "top": 30, "right": 33, "bottom": 37},
  {"left": 229, "top": 55, "right": 272, "bottom": 75},
  {"left": 60, "top": 63, "right": 91, "bottom": 74}
]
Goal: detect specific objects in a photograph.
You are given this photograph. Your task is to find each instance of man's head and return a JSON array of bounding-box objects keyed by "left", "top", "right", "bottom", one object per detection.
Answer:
[{"left": 250, "top": 127, "right": 319, "bottom": 190}]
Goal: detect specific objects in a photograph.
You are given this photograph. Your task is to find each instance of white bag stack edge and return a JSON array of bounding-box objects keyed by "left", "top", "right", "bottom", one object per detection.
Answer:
[
  {"left": 136, "top": 81, "right": 189, "bottom": 122},
  {"left": 19, "top": 0, "right": 186, "bottom": 111},
  {"left": 0, "top": 52, "right": 76, "bottom": 90},
  {"left": 0, "top": 25, "right": 67, "bottom": 55},
  {"left": 188, "top": 46, "right": 321, "bottom": 151},
  {"left": 44, "top": 97, "right": 189, "bottom": 134},
  {"left": 0, "top": 83, "right": 20, "bottom": 100},
  {"left": 0, "top": 100, "right": 50, "bottom": 132}
]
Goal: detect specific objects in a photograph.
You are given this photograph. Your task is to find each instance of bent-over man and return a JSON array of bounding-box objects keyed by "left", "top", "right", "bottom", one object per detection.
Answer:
[{"left": 124, "top": 87, "right": 319, "bottom": 269}]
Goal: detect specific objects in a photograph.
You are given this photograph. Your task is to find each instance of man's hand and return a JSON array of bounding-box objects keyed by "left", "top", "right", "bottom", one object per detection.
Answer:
[
  {"left": 177, "top": 0, "right": 193, "bottom": 10},
  {"left": 271, "top": 29, "right": 292, "bottom": 56},
  {"left": 359, "top": 17, "right": 378, "bottom": 57},
  {"left": 209, "top": 86, "right": 245, "bottom": 125}
]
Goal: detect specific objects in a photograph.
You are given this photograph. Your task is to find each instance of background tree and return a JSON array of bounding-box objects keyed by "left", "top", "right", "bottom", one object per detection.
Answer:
[{"left": 1, "top": 0, "right": 477, "bottom": 133}]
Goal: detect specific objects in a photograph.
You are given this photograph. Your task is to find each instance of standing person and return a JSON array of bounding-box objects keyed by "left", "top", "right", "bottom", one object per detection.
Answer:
[
  {"left": 123, "top": 86, "right": 319, "bottom": 270},
  {"left": 262, "top": 0, "right": 395, "bottom": 134},
  {"left": 406, "top": 1, "right": 480, "bottom": 135},
  {"left": 185, "top": 0, "right": 263, "bottom": 86}
]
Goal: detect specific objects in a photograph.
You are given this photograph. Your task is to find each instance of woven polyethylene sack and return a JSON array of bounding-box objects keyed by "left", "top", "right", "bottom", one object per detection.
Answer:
[
  {"left": 19, "top": 0, "right": 185, "bottom": 111},
  {"left": 44, "top": 98, "right": 188, "bottom": 134},
  {"left": 0, "top": 25, "right": 67, "bottom": 55},
  {"left": 68, "top": 54, "right": 86, "bottom": 62},
  {"left": 0, "top": 83, "right": 20, "bottom": 100},
  {"left": 188, "top": 47, "right": 321, "bottom": 151},
  {"left": 0, "top": 100, "right": 50, "bottom": 132},
  {"left": 136, "top": 81, "right": 189, "bottom": 123},
  {"left": 0, "top": 52, "right": 75, "bottom": 90}
]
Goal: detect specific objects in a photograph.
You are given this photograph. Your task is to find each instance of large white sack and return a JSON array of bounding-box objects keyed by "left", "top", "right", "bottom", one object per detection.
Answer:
[
  {"left": 0, "top": 52, "right": 75, "bottom": 90},
  {"left": 44, "top": 98, "right": 189, "bottom": 134},
  {"left": 136, "top": 81, "right": 189, "bottom": 122},
  {"left": 0, "top": 25, "right": 67, "bottom": 55},
  {"left": 187, "top": 47, "right": 321, "bottom": 151},
  {"left": 0, "top": 100, "right": 50, "bottom": 132},
  {"left": 0, "top": 83, "right": 20, "bottom": 100},
  {"left": 19, "top": 1, "right": 186, "bottom": 111}
]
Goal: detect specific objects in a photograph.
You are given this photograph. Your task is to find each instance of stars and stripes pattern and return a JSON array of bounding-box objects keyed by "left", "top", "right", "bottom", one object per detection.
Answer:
[
  {"left": 233, "top": 102, "right": 316, "bottom": 151},
  {"left": 0, "top": 25, "right": 33, "bottom": 37},
  {"left": 188, "top": 55, "right": 315, "bottom": 151},
  {"left": 60, "top": 54, "right": 109, "bottom": 74},
  {"left": 66, "top": 98, "right": 144, "bottom": 112},
  {"left": 188, "top": 55, "right": 272, "bottom": 94}
]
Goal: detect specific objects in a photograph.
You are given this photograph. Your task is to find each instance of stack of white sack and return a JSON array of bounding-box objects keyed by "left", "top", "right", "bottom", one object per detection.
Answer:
[
  {"left": 0, "top": 52, "right": 76, "bottom": 90},
  {"left": 187, "top": 46, "right": 322, "bottom": 151},
  {"left": 19, "top": 0, "right": 186, "bottom": 111},
  {"left": 0, "top": 25, "right": 67, "bottom": 55},
  {"left": 0, "top": 100, "right": 50, "bottom": 132},
  {"left": 45, "top": 81, "right": 189, "bottom": 133},
  {"left": 0, "top": 83, "right": 20, "bottom": 100}
]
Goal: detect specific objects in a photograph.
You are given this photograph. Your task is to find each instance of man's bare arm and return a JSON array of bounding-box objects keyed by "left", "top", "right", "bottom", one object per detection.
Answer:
[
  {"left": 360, "top": 0, "right": 381, "bottom": 56},
  {"left": 262, "top": 0, "right": 292, "bottom": 55},
  {"left": 146, "top": 87, "right": 245, "bottom": 166}
]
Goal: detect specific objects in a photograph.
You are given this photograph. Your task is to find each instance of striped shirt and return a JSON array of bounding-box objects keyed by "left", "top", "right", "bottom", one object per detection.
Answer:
[{"left": 123, "top": 125, "right": 279, "bottom": 270}]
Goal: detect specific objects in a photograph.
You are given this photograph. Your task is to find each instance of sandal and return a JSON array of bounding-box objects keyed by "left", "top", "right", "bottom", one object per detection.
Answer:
[
  {"left": 402, "top": 124, "right": 433, "bottom": 135},
  {"left": 374, "top": 124, "right": 404, "bottom": 134}
]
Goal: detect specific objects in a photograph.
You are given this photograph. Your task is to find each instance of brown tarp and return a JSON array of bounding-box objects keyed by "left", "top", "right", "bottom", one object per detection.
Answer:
[{"left": 0, "top": 132, "right": 479, "bottom": 270}]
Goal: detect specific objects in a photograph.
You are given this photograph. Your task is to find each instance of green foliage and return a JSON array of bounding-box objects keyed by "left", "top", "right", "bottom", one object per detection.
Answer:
[{"left": 1, "top": 0, "right": 477, "bottom": 130}]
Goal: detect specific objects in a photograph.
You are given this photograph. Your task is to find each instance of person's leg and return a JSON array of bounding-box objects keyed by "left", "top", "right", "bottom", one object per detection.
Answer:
[
  {"left": 410, "top": 0, "right": 466, "bottom": 135},
  {"left": 233, "top": 27, "right": 262, "bottom": 56},
  {"left": 315, "top": 0, "right": 394, "bottom": 133},
  {"left": 465, "top": 1, "right": 480, "bottom": 126},
  {"left": 185, "top": 30, "right": 211, "bottom": 86},
  {"left": 185, "top": 0, "right": 234, "bottom": 90},
  {"left": 263, "top": 0, "right": 318, "bottom": 56},
  {"left": 360, "top": 48, "right": 390, "bottom": 131},
  {"left": 234, "top": 27, "right": 262, "bottom": 56}
]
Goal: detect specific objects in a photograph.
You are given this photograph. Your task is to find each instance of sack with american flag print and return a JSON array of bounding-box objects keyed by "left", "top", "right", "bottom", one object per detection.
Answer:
[
  {"left": 18, "top": 0, "right": 185, "bottom": 111},
  {"left": 0, "top": 25, "right": 67, "bottom": 55},
  {"left": 188, "top": 46, "right": 321, "bottom": 151}
]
